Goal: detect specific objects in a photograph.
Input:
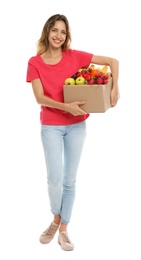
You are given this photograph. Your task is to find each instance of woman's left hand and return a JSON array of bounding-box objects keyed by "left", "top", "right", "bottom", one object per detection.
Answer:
[{"left": 110, "top": 85, "right": 119, "bottom": 107}]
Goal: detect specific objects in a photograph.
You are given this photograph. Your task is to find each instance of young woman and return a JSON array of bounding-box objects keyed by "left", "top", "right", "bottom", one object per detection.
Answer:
[{"left": 26, "top": 14, "right": 119, "bottom": 251}]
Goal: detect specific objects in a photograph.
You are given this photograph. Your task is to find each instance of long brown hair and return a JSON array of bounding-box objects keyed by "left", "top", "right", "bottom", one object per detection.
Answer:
[{"left": 36, "top": 14, "right": 71, "bottom": 55}]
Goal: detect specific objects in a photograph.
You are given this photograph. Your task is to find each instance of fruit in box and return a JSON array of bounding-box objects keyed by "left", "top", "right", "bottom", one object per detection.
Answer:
[
  {"left": 63, "top": 64, "right": 113, "bottom": 113},
  {"left": 64, "top": 78, "right": 75, "bottom": 85},
  {"left": 75, "top": 76, "right": 85, "bottom": 85},
  {"left": 64, "top": 64, "right": 111, "bottom": 86}
]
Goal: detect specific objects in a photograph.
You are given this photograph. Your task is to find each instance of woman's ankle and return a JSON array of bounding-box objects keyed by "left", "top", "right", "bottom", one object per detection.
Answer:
[
  {"left": 59, "top": 222, "right": 68, "bottom": 232},
  {"left": 54, "top": 215, "right": 61, "bottom": 225}
]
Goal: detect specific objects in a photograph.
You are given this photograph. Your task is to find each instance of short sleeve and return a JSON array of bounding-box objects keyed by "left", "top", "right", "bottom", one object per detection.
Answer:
[{"left": 26, "top": 61, "right": 40, "bottom": 82}]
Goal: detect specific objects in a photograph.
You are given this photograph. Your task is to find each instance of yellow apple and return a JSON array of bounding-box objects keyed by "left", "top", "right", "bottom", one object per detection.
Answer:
[
  {"left": 65, "top": 78, "right": 75, "bottom": 85},
  {"left": 75, "top": 76, "right": 85, "bottom": 85}
]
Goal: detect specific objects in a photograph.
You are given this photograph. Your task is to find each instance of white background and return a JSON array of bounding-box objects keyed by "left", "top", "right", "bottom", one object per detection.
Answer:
[{"left": 0, "top": 0, "right": 141, "bottom": 259}]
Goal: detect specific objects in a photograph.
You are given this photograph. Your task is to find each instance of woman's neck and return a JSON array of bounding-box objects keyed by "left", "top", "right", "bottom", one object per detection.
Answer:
[
  {"left": 45, "top": 47, "right": 62, "bottom": 58},
  {"left": 41, "top": 49, "right": 63, "bottom": 64}
]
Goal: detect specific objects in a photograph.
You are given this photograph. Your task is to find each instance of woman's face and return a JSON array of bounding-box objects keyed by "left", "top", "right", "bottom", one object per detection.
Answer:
[{"left": 48, "top": 20, "right": 67, "bottom": 49}]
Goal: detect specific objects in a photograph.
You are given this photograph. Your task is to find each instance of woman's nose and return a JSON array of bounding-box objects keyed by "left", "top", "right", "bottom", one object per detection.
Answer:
[{"left": 56, "top": 31, "right": 61, "bottom": 38}]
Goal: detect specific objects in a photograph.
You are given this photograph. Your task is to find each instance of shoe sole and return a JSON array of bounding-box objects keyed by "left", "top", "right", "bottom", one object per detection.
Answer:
[{"left": 58, "top": 241, "right": 74, "bottom": 251}]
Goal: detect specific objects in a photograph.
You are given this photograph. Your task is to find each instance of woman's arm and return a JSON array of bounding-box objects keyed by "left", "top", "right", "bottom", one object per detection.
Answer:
[
  {"left": 31, "top": 78, "right": 87, "bottom": 116},
  {"left": 91, "top": 55, "right": 119, "bottom": 107}
]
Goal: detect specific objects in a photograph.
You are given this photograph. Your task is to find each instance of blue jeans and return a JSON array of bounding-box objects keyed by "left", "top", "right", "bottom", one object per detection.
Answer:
[{"left": 41, "top": 121, "right": 87, "bottom": 224}]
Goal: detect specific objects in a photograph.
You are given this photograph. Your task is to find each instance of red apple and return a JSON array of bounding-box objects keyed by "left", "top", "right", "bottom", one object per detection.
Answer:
[{"left": 96, "top": 77, "right": 103, "bottom": 84}]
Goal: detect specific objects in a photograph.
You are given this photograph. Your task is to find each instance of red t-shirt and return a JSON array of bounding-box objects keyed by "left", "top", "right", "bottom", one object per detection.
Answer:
[{"left": 26, "top": 49, "right": 93, "bottom": 125}]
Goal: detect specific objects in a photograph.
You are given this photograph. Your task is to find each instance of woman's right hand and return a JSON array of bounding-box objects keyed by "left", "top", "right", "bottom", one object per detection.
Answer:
[{"left": 64, "top": 101, "right": 87, "bottom": 116}]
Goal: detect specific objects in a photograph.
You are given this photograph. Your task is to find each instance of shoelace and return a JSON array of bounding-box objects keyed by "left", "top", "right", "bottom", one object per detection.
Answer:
[
  {"left": 60, "top": 232, "right": 71, "bottom": 243},
  {"left": 44, "top": 224, "right": 57, "bottom": 236}
]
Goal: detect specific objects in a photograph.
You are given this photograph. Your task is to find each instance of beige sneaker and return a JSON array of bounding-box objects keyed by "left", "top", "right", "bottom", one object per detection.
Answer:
[
  {"left": 58, "top": 231, "right": 74, "bottom": 251},
  {"left": 39, "top": 222, "right": 59, "bottom": 244}
]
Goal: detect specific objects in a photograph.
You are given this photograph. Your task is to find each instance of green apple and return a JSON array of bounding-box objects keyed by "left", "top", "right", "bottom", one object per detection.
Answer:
[
  {"left": 65, "top": 78, "right": 75, "bottom": 85},
  {"left": 75, "top": 76, "right": 85, "bottom": 85}
]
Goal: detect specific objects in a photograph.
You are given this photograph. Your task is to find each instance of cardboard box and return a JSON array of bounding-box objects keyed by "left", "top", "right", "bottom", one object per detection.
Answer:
[{"left": 63, "top": 77, "right": 112, "bottom": 113}]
